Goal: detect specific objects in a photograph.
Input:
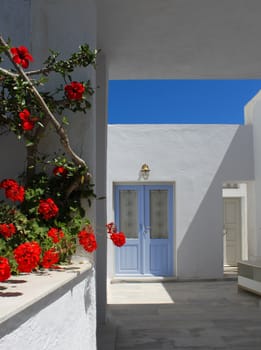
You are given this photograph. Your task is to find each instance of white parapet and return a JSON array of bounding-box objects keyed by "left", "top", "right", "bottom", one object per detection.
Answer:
[
  {"left": 0, "top": 263, "right": 96, "bottom": 350},
  {"left": 238, "top": 260, "right": 261, "bottom": 296}
]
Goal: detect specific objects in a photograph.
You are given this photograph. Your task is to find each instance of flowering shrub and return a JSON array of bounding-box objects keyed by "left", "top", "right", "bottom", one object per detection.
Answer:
[
  {"left": 106, "top": 223, "right": 126, "bottom": 247},
  {"left": 41, "top": 248, "right": 60, "bottom": 269},
  {"left": 78, "top": 226, "right": 98, "bottom": 253},
  {"left": 14, "top": 242, "right": 41, "bottom": 273},
  {"left": 0, "top": 36, "right": 126, "bottom": 282},
  {"left": 47, "top": 228, "right": 65, "bottom": 244},
  {"left": 0, "top": 179, "right": 25, "bottom": 202},
  {"left": 0, "top": 257, "right": 11, "bottom": 282},
  {"left": 19, "top": 109, "right": 38, "bottom": 131},
  {"left": 65, "top": 81, "right": 85, "bottom": 100},
  {"left": 10, "top": 46, "right": 33, "bottom": 68},
  {"left": 0, "top": 223, "right": 16, "bottom": 239},
  {"left": 38, "top": 198, "right": 59, "bottom": 220}
]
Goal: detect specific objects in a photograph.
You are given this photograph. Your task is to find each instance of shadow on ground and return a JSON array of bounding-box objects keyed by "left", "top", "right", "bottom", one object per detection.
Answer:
[{"left": 99, "top": 280, "right": 261, "bottom": 350}]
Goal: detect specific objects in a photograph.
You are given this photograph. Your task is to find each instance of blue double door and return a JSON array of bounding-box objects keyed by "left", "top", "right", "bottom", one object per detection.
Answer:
[{"left": 115, "top": 185, "right": 174, "bottom": 276}]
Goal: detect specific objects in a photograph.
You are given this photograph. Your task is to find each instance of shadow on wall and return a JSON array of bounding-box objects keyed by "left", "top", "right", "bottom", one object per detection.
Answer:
[
  {"left": 0, "top": 134, "right": 26, "bottom": 182},
  {"left": 177, "top": 126, "right": 254, "bottom": 279}
]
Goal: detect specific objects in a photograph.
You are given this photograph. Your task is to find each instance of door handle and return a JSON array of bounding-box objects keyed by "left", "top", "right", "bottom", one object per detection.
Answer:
[
  {"left": 141, "top": 225, "right": 150, "bottom": 236},
  {"left": 144, "top": 226, "right": 151, "bottom": 236}
]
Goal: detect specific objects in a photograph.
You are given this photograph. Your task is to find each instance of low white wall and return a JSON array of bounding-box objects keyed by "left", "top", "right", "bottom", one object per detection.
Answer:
[
  {"left": 107, "top": 124, "right": 254, "bottom": 279},
  {"left": 0, "top": 265, "right": 96, "bottom": 350}
]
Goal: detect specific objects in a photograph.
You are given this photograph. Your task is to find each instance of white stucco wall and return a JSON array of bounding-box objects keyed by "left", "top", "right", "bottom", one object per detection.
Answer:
[
  {"left": 98, "top": 0, "right": 261, "bottom": 79},
  {"left": 245, "top": 91, "right": 261, "bottom": 257},
  {"left": 107, "top": 124, "right": 254, "bottom": 279},
  {"left": 0, "top": 266, "right": 96, "bottom": 350}
]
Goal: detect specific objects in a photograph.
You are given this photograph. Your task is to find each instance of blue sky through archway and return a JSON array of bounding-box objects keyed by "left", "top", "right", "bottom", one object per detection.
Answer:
[{"left": 108, "top": 80, "right": 261, "bottom": 124}]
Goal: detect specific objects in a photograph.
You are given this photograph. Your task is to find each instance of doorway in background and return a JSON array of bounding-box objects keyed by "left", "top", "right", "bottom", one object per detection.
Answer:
[{"left": 223, "top": 197, "right": 242, "bottom": 267}]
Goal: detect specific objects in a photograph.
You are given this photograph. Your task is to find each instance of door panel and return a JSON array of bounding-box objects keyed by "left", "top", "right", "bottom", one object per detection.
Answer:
[
  {"left": 118, "top": 245, "right": 139, "bottom": 272},
  {"left": 119, "top": 190, "right": 138, "bottom": 239},
  {"left": 223, "top": 198, "right": 241, "bottom": 266},
  {"left": 115, "top": 185, "right": 174, "bottom": 276},
  {"left": 144, "top": 186, "right": 172, "bottom": 275},
  {"left": 115, "top": 186, "right": 143, "bottom": 274},
  {"left": 149, "top": 189, "right": 168, "bottom": 239},
  {"left": 150, "top": 243, "right": 168, "bottom": 275}
]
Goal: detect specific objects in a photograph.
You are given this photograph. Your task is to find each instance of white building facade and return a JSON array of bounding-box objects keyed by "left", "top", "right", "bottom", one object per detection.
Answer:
[{"left": 107, "top": 123, "right": 255, "bottom": 280}]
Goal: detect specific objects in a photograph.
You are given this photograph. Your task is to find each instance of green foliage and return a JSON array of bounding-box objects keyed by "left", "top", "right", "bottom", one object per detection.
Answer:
[
  {"left": 44, "top": 45, "right": 99, "bottom": 75},
  {"left": 0, "top": 38, "right": 99, "bottom": 273}
]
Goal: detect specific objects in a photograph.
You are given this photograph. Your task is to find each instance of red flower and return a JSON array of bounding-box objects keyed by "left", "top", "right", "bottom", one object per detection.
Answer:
[
  {"left": 14, "top": 241, "right": 41, "bottom": 273},
  {"left": 78, "top": 227, "right": 97, "bottom": 253},
  {"left": 0, "top": 257, "right": 11, "bottom": 282},
  {"left": 38, "top": 198, "right": 59, "bottom": 220},
  {"left": 10, "top": 46, "right": 33, "bottom": 69},
  {"left": 0, "top": 223, "right": 16, "bottom": 239},
  {"left": 47, "top": 227, "right": 64, "bottom": 243},
  {"left": 64, "top": 81, "right": 85, "bottom": 100},
  {"left": 0, "top": 179, "right": 25, "bottom": 202},
  {"left": 41, "top": 248, "right": 60, "bottom": 269},
  {"left": 110, "top": 232, "right": 126, "bottom": 247},
  {"left": 5, "top": 184, "right": 25, "bottom": 202},
  {"left": 53, "top": 166, "right": 68, "bottom": 177},
  {"left": 19, "top": 109, "right": 37, "bottom": 131},
  {"left": 0, "top": 179, "right": 17, "bottom": 189},
  {"left": 106, "top": 222, "right": 117, "bottom": 234}
]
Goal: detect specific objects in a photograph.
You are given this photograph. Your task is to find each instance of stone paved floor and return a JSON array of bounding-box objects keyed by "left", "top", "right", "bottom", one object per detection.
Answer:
[{"left": 100, "top": 279, "right": 261, "bottom": 350}]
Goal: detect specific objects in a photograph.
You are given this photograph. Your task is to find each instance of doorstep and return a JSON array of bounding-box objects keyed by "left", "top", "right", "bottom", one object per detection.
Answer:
[{"left": 111, "top": 276, "right": 178, "bottom": 283}]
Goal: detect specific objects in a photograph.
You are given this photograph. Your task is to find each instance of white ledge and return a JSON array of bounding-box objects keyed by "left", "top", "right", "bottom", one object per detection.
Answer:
[{"left": 0, "top": 261, "right": 93, "bottom": 326}]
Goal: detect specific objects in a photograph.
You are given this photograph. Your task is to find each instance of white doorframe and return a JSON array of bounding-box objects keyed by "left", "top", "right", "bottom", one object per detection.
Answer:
[{"left": 222, "top": 183, "right": 248, "bottom": 265}]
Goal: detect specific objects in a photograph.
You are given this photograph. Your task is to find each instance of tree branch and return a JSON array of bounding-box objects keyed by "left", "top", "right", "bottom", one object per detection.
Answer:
[
  {"left": 0, "top": 66, "right": 50, "bottom": 78},
  {"left": 0, "top": 67, "right": 17, "bottom": 78},
  {"left": 0, "top": 35, "right": 88, "bottom": 171}
]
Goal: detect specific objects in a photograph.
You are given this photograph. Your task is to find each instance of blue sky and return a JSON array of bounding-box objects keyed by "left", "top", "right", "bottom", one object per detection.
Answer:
[{"left": 108, "top": 80, "right": 261, "bottom": 124}]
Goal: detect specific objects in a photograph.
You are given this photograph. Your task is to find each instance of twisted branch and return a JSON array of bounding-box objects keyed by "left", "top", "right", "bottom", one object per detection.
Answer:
[{"left": 0, "top": 35, "right": 88, "bottom": 171}]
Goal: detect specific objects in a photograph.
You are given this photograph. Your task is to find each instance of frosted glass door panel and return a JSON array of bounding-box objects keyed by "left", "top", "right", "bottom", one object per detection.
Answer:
[
  {"left": 150, "top": 190, "right": 168, "bottom": 239},
  {"left": 119, "top": 190, "right": 138, "bottom": 239}
]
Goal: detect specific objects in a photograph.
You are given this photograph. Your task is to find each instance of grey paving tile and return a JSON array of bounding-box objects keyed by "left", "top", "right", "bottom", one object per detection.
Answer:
[{"left": 101, "top": 280, "right": 261, "bottom": 350}]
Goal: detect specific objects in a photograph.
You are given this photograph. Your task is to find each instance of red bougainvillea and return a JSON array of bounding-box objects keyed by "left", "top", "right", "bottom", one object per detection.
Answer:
[
  {"left": 41, "top": 248, "right": 60, "bottom": 269},
  {"left": 10, "top": 46, "right": 33, "bottom": 69},
  {"left": 14, "top": 241, "right": 41, "bottom": 273},
  {"left": 106, "top": 222, "right": 117, "bottom": 234},
  {"left": 38, "top": 198, "right": 59, "bottom": 220},
  {"left": 64, "top": 81, "right": 85, "bottom": 100},
  {"left": 0, "top": 179, "right": 25, "bottom": 202},
  {"left": 0, "top": 223, "right": 16, "bottom": 239},
  {"left": 53, "top": 166, "right": 68, "bottom": 177},
  {"left": 0, "top": 257, "right": 11, "bottom": 282},
  {"left": 19, "top": 109, "right": 38, "bottom": 131},
  {"left": 78, "top": 225, "right": 97, "bottom": 253},
  {"left": 110, "top": 232, "right": 126, "bottom": 247},
  {"left": 106, "top": 222, "right": 126, "bottom": 247},
  {"left": 47, "top": 227, "right": 65, "bottom": 244}
]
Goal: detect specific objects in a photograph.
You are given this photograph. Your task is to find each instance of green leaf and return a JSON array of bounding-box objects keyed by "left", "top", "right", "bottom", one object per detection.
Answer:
[{"left": 62, "top": 116, "right": 69, "bottom": 125}]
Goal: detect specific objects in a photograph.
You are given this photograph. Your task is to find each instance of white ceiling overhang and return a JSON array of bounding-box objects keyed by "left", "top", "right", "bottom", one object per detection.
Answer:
[{"left": 97, "top": 0, "right": 261, "bottom": 79}]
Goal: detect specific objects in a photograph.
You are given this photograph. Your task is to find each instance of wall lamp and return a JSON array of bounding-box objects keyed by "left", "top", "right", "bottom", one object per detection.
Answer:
[{"left": 140, "top": 163, "right": 150, "bottom": 180}]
